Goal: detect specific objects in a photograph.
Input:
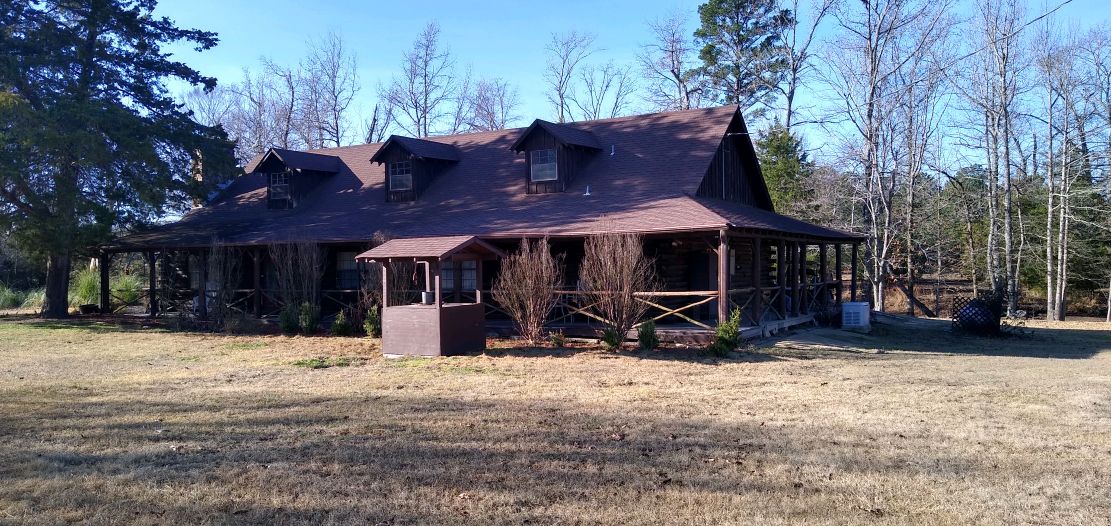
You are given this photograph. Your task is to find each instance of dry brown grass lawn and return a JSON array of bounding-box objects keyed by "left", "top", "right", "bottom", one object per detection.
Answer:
[{"left": 0, "top": 315, "right": 1109, "bottom": 525}]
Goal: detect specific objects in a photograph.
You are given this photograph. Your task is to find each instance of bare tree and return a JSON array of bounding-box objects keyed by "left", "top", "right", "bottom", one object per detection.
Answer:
[
  {"left": 780, "top": 0, "right": 836, "bottom": 129},
  {"left": 466, "top": 78, "right": 520, "bottom": 131},
  {"left": 579, "top": 230, "right": 659, "bottom": 349},
  {"left": 492, "top": 238, "right": 564, "bottom": 344},
  {"left": 544, "top": 31, "right": 595, "bottom": 123},
  {"left": 261, "top": 59, "right": 308, "bottom": 149},
  {"left": 384, "top": 22, "right": 457, "bottom": 137},
  {"left": 206, "top": 243, "right": 243, "bottom": 331},
  {"left": 823, "top": 0, "right": 950, "bottom": 310},
  {"left": 571, "top": 62, "right": 637, "bottom": 120},
  {"left": 303, "top": 32, "right": 360, "bottom": 147},
  {"left": 639, "top": 12, "right": 704, "bottom": 111},
  {"left": 364, "top": 101, "right": 395, "bottom": 144},
  {"left": 268, "top": 242, "right": 323, "bottom": 308}
]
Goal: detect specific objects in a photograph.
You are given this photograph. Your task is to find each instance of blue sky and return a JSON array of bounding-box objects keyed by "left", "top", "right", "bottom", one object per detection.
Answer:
[{"left": 157, "top": 0, "right": 1110, "bottom": 151}]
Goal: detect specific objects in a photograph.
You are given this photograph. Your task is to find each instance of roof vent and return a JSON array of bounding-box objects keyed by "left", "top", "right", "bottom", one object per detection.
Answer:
[
  {"left": 583, "top": 185, "right": 592, "bottom": 196},
  {"left": 610, "top": 145, "right": 615, "bottom": 156}
]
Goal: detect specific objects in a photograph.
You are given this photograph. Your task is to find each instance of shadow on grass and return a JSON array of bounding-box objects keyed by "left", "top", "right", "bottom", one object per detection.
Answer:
[
  {"left": 0, "top": 391, "right": 990, "bottom": 525},
  {"left": 765, "top": 318, "right": 1110, "bottom": 360}
]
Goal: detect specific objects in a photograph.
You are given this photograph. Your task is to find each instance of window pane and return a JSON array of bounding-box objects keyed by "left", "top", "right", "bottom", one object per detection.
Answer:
[
  {"left": 530, "top": 149, "right": 558, "bottom": 182},
  {"left": 441, "top": 261, "right": 455, "bottom": 290},
  {"left": 391, "top": 173, "right": 413, "bottom": 191},
  {"left": 461, "top": 260, "right": 477, "bottom": 290},
  {"left": 335, "top": 251, "right": 359, "bottom": 289},
  {"left": 389, "top": 161, "right": 413, "bottom": 191}
]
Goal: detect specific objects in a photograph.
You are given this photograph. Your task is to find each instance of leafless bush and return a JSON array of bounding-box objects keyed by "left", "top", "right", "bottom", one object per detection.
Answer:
[
  {"left": 356, "top": 231, "right": 418, "bottom": 310},
  {"left": 268, "top": 242, "right": 323, "bottom": 308},
  {"left": 492, "top": 238, "right": 564, "bottom": 344},
  {"left": 580, "top": 231, "right": 659, "bottom": 348},
  {"left": 207, "top": 243, "right": 243, "bottom": 330}
]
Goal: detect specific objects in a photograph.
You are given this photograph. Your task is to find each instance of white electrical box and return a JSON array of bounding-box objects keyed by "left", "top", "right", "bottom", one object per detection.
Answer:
[{"left": 842, "top": 302, "right": 871, "bottom": 330}]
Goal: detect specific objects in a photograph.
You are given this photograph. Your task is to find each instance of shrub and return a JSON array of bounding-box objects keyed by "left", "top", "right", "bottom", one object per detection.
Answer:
[
  {"left": 580, "top": 230, "right": 659, "bottom": 347},
  {"left": 279, "top": 304, "right": 300, "bottom": 334},
  {"left": 706, "top": 307, "right": 742, "bottom": 357},
  {"left": 0, "top": 284, "right": 25, "bottom": 309},
  {"left": 637, "top": 320, "right": 659, "bottom": 351},
  {"left": 299, "top": 302, "right": 320, "bottom": 335},
  {"left": 70, "top": 267, "right": 100, "bottom": 307},
  {"left": 492, "top": 238, "right": 563, "bottom": 344},
  {"left": 549, "top": 330, "right": 567, "bottom": 348},
  {"left": 21, "top": 288, "right": 44, "bottom": 309},
  {"left": 112, "top": 272, "right": 143, "bottom": 306},
  {"left": 363, "top": 307, "right": 381, "bottom": 337},
  {"left": 331, "top": 310, "right": 355, "bottom": 336},
  {"left": 600, "top": 328, "right": 623, "bottom": 351}
]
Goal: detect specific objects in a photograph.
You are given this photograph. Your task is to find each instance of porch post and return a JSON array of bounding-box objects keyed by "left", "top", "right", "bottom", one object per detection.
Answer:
[
  {"left": 834, "top": 243, "right": 843, "bottom": 304},
  {"left": 790, "top": 242, "right": 801, "bottom": 317},
  {"left": 851, "top": 243, "right": 859, "bottom": 302},
  {"left": 147, "top": 251, "right": 159, "bottom": 316},
  {"left": 433, "top": 261, "right": 442, "bottom": 309},
  {"left": 717, "top": 228, "right": 729, "bottom": 323},
  {"left": 252, "top": 248, "right": 262, "bottom": 317},
  {"left": 818, "top": 243, "right": 828, "bottom": 309},
  {"left": 98, "top": 253, "right": 111, "bottom": 314},
  {"left": 776, "top": 240, "right": 787, "bottom": 319},
  {"left": 423, "top": 259, "right": 432, "bottom": 292},
  {"left": 751, "top": 237, "right": 762, "bottom": 325},
  {"left": 197, "top": 250, "right": 208, "bottom": 320},
  {"left": 381, "top": 264, "right": 389, "bottom": 308}
]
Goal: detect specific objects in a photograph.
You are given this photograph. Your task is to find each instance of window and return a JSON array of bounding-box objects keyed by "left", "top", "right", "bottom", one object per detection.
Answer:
[
  {"left": 441, "top": 261, "right": 456, "bottom": 291},
  {"left": 530, "top": 149, "right": 558, "bottom": 182},
  {"left": 389, "top": 160, "right": 413, "bottom": 191},
  {"left": 269, "top": 171, "right": 290, "bottom": 204},
  {"left": 461, "top": 260, "right": 477, "bottom": 290},
  {"left": 440, "top": 260, "right": 477, "bottom": 291},
  {"left": 335, "top": 251, "right": 359, "bottom": 289}
]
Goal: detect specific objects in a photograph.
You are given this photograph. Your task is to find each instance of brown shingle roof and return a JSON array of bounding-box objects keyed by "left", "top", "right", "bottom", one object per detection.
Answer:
[
  {"left": 369, "top": 135, "right": 462, "bottom": 163},
  {"left": 355, "top": 235, "right": 504, "bottom": 261},
  {"left": 258, "top": 148, "right": 342, "bottom": 173},
  {"left": 510, "top": 119, "right": 602, "bottom": 151},
  {"left": 113, "top": 106, "right": 859, "bottom": 249}
]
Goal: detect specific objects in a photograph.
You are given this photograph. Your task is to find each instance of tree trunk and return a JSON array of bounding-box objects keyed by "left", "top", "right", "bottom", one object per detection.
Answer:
[
  {"left": 43, "top": 252, "right": 72, "bottom": 318},
  {"left": 1045, "top": 91, "right": 1056, "bottom": 321}
]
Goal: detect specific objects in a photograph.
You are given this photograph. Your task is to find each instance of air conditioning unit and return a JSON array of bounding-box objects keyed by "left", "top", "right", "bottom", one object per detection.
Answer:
[{"left": 842, "top": 302, "right": 871, "bottom": 330}]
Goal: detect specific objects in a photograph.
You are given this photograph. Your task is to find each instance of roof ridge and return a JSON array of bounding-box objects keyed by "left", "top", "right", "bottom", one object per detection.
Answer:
[{"left": 300, "top": 105, "right": 739, "bottom": 155}]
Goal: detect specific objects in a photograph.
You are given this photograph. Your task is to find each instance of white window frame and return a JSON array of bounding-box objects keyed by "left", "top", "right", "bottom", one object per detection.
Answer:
[
  {"left": 335, "top": 251, "right": 359, "bottom": 289},
  {"left": 269, "top": 171, "right": 290, "bottom": 202},
  {"left": 389, "top": 160, "right": 413, "bottom": 191},
  {"left": 530, "top": 149, "right": 558, "bottom": 182}
]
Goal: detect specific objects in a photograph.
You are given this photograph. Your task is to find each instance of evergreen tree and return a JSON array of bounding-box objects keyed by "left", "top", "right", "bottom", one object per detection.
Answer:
[
  {"left": 693, "top": 0, "right": 793, "bottom": 114},
  {"left": 0, "top": 1, "right": 235, "bottom": 317},
  {"left": 755, "top": 122, "right": 810, "bottom": 214}
]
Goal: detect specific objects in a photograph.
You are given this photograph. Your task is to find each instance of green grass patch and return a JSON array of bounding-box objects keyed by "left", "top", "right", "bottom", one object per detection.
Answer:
[{"left": 291, "top": 356, "right": 355, "bottom": 369}]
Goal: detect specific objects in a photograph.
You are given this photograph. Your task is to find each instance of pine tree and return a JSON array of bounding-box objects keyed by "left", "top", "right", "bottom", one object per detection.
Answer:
[
  {"left": 694, "top": 0, "right": 793, "bottom": 114},
  {"left": 755, "top": 122, "right": 810, "bottom": 214},
  {"left": 0, "top": 1, "right": 235, "bottom": 317}
]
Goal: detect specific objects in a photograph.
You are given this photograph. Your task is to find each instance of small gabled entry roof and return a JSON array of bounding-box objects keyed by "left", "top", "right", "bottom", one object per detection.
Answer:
[
  {"left": 370, "top": 135, "right": 462, "bottom": 164},
  {"left": 355, "top": 235, "right": 505, "bottom": 262},
  {"left": 254, "top": 148, "right": 342, "bottom": 173},
  {"left": 510, "top": 119, "right": 602, "bottom": 152}
]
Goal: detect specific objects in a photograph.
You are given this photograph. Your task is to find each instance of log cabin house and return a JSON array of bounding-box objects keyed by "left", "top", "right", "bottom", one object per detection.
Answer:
[{"left": 109, "top": 105, "right": 863, "bottom": 341}]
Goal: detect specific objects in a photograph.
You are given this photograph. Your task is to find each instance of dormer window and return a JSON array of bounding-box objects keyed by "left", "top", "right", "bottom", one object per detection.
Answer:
[
  {"left": 371, "top": 135, "right": 461, "bottom": 203},
  {"left": 388, "top": 160, "right": 413, "bottom": 191},
  {"left": 253, "top": 148, "right": 341, "bottom": 210},
  {"left": 530, "top": 149, "right": 558, "bottom": 182},
  {"left": 269, "top": 171, "right": 291, "bottom": 208},
  {"left": 511, "top": 119, "right": 601, "bottom": 194}
]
